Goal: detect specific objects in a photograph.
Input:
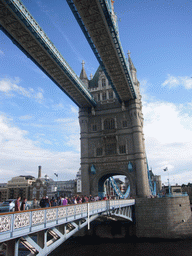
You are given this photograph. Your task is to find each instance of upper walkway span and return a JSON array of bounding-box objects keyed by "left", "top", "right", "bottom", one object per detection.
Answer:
[
  {"left": 0, "top": 0, "right": 96, "bottom": 108},
  {"left": 0, "top": 199, "right": 135, "bottom": 255},
  {"left": 67, "top": 0, "right": 136, "bottom": 103}
]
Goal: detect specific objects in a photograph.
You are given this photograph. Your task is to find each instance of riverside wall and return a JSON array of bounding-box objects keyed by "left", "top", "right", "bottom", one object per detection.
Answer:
[{"left": 135, "top": 196, "right": 192, "bottom": 238}]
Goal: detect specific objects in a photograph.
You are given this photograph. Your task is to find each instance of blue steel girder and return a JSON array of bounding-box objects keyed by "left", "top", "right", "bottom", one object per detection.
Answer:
[
  {"left": 68, "top": 0, "right": 136, "bottom": 102},
  {"left": 0, "top": 0, "right": 96, "bottom": 108},
  {"left": 109, "top": 177, "right": 130, "bottom": 199},
  {"left": 67, "top": 0, "right": 121, "bottom": 103}
]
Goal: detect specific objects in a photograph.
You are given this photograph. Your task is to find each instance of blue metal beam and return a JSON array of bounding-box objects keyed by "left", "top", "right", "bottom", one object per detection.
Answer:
[
  {"left": 109, "top": 177, "right": 130, "bottom": 199},
  {"left": 67, "top": 0, "right": 136, "bottom": 101},
  {"left": 0, "top": 0, "right": 96, "bottom": 108},
  {"left": 99, "top": 0, "right": 136, "bottom": 98},
  {"left": 66, "top": 0, "right": 122, "bottom": 103}
]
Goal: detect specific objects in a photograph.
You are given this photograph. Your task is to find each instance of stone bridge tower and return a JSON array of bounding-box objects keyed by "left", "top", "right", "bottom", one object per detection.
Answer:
[{"left": 79, "top": 55, "right": 150, "bottom": 198}]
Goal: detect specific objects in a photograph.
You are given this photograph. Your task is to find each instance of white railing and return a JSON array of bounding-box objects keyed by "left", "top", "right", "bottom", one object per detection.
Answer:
[{"left": 0, "top": 199, "right": 135, "bottom": 242}]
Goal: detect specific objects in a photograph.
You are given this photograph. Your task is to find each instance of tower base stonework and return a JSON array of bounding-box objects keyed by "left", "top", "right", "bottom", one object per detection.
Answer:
[
  {"left": 135, "top": 196, "right": 192, "bottom": 238},
  {"left": 79, "top": 99, "right": 150, "bottom": 198}
]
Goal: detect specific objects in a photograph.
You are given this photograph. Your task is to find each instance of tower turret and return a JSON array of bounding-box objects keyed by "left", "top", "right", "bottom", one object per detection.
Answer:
[
  {"left": 128, "top": 51, "right": 137, "bottom": 84},
  {"left": 80, "top": 60, "right": 89, "bottom": 88}
]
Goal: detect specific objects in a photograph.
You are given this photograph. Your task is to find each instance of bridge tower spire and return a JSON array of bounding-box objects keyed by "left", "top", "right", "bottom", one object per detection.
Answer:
[{"left": 80, "top": 60, "right": 89, "bottom": 88}]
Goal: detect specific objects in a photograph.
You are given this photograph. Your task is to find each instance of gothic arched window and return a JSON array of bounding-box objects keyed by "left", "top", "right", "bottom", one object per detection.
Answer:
[
  {"left": 102, "top": 78, "right": 106, "bottom": 87},
  {"left": 102, "top": 92, "right": 106, "bottom": 100},
  {"left": 104, "top": 118, "right": 115, "bottom": 130}
]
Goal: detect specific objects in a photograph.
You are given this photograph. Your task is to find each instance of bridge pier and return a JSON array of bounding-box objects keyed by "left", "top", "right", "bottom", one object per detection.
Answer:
[{"left": 135, "top": 196, "right": 192, "bottom": 238}]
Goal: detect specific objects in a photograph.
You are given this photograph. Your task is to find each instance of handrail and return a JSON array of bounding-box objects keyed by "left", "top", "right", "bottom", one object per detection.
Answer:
[{"left": 0, "top": 199, "right": 135, "bottom": 242}]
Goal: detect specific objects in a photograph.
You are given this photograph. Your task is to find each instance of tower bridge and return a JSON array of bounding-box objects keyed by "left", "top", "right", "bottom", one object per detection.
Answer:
[
  {"left": 0, "top": 1, "right": 191, "bottom": 254},
  {"left": 0, "top": 0, "right": 151, "bottom": 198}
]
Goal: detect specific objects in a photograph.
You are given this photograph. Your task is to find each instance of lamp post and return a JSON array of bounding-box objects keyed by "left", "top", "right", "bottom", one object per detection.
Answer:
[{"left": 54, "top": 173, "right": 59, "bottom": 197}]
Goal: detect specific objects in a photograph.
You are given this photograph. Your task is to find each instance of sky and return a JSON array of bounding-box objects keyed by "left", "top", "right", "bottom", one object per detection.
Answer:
[{"left": 0, "top": 0, "right": 192, "bottom": 186}]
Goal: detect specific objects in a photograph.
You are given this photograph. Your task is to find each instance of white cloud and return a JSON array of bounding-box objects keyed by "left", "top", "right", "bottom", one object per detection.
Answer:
[
  {"left": 143, "top": 100, "right": 192, "bottom": 185},
  {"left": 162, "top": 75, "right": 192, "bottom": 89},
  {"left": 0, "top": 78, "right": 44, "bottom": 103},
  {"left": 52, "top": 103, "right": 64, "bottom": 110},
  {"left": 70, "top": 105, "right": 78, "bottom": 114},
  {"left": 35, "top": 92, "right": 44, "bottom": 103},
  {"left": 55, "top": 117, "right": 80, "bottom": 151},
  {"left": 0, "top": 114, "right": 80, "bottom": 182}
]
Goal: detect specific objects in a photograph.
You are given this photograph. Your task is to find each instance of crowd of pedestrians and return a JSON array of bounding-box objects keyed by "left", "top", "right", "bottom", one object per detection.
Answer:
[
  {"left": 39, "top": 194, "right": 102, "bottom": 208},
  {"left": 14, "top": 194, "right": 113, "bottom": 211},
  {"left": 14, "top": 196, "right": 28, "bottom": 211}
]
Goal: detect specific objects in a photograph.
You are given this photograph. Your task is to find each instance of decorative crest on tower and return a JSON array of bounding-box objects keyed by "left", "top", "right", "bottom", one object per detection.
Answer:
[
  {"left": 128, "top": 51, "right": 136, "bottom": 71},
  {"left": 80, "top": 60, "right": 88, "bottom": 81}
]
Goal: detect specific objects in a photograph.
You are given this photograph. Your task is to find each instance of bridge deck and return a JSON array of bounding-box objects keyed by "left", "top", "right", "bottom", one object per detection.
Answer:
[
  {"left": 70, "top": 0, "right": 136, "bottom": 102},
  {"left": 0, "top": 199, "right": 135, "bottom": 243},
  {"left": 0, "top": 0, "right": 96, "bottom": 108}
]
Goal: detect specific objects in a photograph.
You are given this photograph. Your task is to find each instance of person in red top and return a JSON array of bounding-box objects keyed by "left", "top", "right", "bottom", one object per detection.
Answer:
[{"left": 15, "top": 196, "right": 21, "bottom": 211}]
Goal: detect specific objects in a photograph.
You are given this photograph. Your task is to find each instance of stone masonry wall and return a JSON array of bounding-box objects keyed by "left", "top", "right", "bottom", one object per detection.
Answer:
[{"left": 135, "top": 196, "right": 191, "bottom": 238}]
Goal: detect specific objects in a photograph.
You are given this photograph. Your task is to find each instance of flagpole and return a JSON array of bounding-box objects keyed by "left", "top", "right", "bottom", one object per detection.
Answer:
[{"left": 164, "top": 167, "right": 171, "bottom": 195}]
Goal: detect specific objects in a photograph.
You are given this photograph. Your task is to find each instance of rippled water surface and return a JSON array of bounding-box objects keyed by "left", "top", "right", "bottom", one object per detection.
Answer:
[{"left": 50, "top": 236, "right": 192, "bottom": 256}]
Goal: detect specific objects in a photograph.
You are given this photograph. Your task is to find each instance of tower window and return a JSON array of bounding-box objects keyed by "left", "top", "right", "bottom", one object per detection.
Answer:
[
  {"left": 109, "top": 91, "right": 113, "bottom": 99},
  {"left": 104, "top": 118, "right": 115, "bottom": 130},
  {"left": 102, "top": 78, "right": 106, "bottom": 87},
  {"left": 102, "top": 92, "right": 107, "bottom": 100},
  {"left": 122, "top": 120, "right": 128, "bottom": 127},
  {"left": 96, "top": 147, "right": 103, "bottom": 156},
  {"left": 98, "top": 93, "right": 100, "bottom": 101},
  {"left": 119, "top": 145, "right": 126, "bottom": 154},
  {"left": 105, "top": 143, "right": 116, "bottom": 155},
  {"left": 92, "top": 124, "right": 97, "bottom": 131}
]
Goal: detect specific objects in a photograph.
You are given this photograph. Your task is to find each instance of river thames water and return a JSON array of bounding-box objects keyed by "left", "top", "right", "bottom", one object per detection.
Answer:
[{"left": 50, "top": 235, "right": 192, "bottom": 256}]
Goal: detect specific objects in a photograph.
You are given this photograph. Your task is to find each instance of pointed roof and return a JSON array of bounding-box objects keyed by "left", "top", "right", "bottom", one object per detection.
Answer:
[
  {"left": 128, "top": 51, "right": 136, "bottom": 71},
  {"left": 80, "top": 60, "right": 88, "bottom": 80},
  {"left": 89, "top": 65, "right": 102, "bottom": 88}
]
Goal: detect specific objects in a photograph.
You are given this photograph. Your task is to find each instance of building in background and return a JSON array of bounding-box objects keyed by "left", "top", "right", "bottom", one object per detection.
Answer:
[
  {"left": 29, "top": 166, "right": 52, "bottom": 200},
  {"left": 30, "top": 166, "right": 76, "bottom": 199},
  {"left": 7, "top": 175, "right": 35, "bottom": 199},
  {"left": 104, "top": 177, "right": 126, "bottom": 198},
  {"left": 153, "top": 175, "right": 162, "bottom": 195},
  {"left": 49, "top": 180, "right": 76, "bottom": 198},
  {"left": 76, "top": 168, "right": 82, "bottom": 194},
  {"left": 182, "top": 183, "right": 192, "bottom": 204},
  {"left": 0, "top": 183, "right": 7, "bottom": 202},
  {"left": 148, "top": 169, "right": 162, "bottom": 196},
  {"left": 163, "top": 184, "right": 182, "bottom": 196}
]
